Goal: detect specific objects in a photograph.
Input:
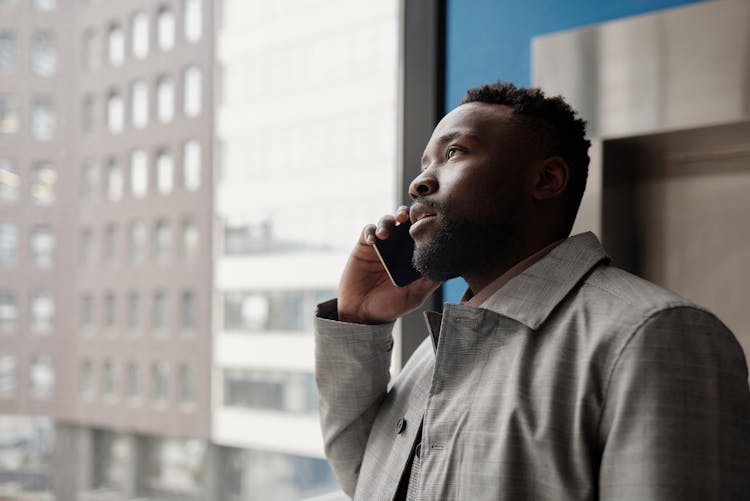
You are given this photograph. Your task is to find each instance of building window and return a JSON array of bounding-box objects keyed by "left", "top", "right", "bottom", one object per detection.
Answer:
[
  {"left": 223, "top": 289, "right": 334, "bottom": 333},
  {"left": 0, "top": 31, "right": 18, "bottom": 73},
  {"left": 30, "top": 289, "right": 54, "bottom": 333},
  {"left": 183, "top": 66, "right": 202, "bottom": 117},
  {"left": 183, "top": 0, "right": 202, "bottom": 43},
  {"left": 104, "top": 292, "right": 116, "bottom": 328},
  {"left": 0, "top": 355, "right": 16, "bottom": 396},
  {"left": 182, "top": 219, "right": 199, "bottom": 263},
  {"left": 0, "top": 158, "right": 19, "bottom": 203},
  {"left": 107, "top": 90, "right": 124, "bottom": 134},
  {"left": 128, "top": 221, "right": 147, "bottom": 264},
  {"left": 180, "top": 290, "right": 195, "bottom": 330},
  {"left": 127, "top": 292, "right": 141, "bottom": 330},
  {"left": 107, "top": 23, "right": 124, "bottom": 66},
  {"left": 82, "top": 29, "right": 98, "bottom": 71},
  {"left": 82, "top": 94, "right": 95, "bottom": 132},
  {"left": 178, "top": 363, "right": 195, "bottom": 405},
  {"left": 0, "top": 95, "right": 19, "bottom": 136},
  {"left": 81, "top": 294, "right": 94, "bottom": 328},
  {"left": 0, "top": 290, "right": 17, "bottom": 332},
  {"left": 31, "top": 31, "right": 57, "bottom": 76},
  {"left": 80, "top": 228, "right": 95, "bottom": 266},
  {"left": 151, "top": 361, "right": 168, "bottom": 402},
  {"left": 131, "top": 80, "right": 149, "bottom": 129},
  {"left": 223, "top": 369, "right": 317, "bottom": 414},
  {"left": 130, "top": 149, "right": 148, "bottom": 198},
  {"left": 154, "top": 220, "right": 171, "bottom": 264},
  {"left": 157, "top": 6, "right": 175, "bottom": 51},
  {"left": 31, "top": 161, "right": 56, "bottom": 205},
  {"left": 131, "top": 12, "right": 149, "bottom": 59},
  {"left": 126, "top": 361, "right": 141, "bottom": 400},
  {"left": 107, "top": 158, "right": 124, "bottom": 201},
  {"left": 30, "top": 354, "right": 54, "bottom": 398},
  {"left": 156, "top": 76, "right": 174, "bottom": 123},
  {"left": 34, "top": 0, "right": 56, "bottom": 11},
  {"left": 152, "top": 290, "right": 167, "bottom": 330},
  {"left": 30, "top": 225, "right": 54, "bottom": 268},
  {"left": 156, "top": 150, "right": 173, "bottom": 194},
  {"left": 0, "top": 223, "right": 18, "bottom": 267},
  {"left": 102, "top": 359, "right": 116, "bottom": 398},
  {"left": 103, "top": 223, "right": 117, "bottom": 264},
  {"left": 31, "top": 97, "right": 56, "bottom": 140},
  {"left": 82, "top": 160, "right": 98, "bottom": 202},
  {"left": 80, "top": 359, "right": 94, "bottom": 396},
  {"left": 183, "top": 140, "right": 202, "bottom": 191}
]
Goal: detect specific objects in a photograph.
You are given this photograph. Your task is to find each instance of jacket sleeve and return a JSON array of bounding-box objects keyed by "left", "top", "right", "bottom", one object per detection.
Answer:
[
  {"left": 314, "top": 299, "right": 395, "bottom": 497},
  {"left": 598, "top": 306, "right": 750, "bottom": 500}
]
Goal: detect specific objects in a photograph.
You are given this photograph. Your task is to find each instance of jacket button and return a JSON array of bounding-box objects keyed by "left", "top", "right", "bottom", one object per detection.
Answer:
[
  {"left": 395, "top": 417, "right": 406, "bottom": 434},
  {"left": 386, "top": 337, "right": 394, "bottom": 352}
]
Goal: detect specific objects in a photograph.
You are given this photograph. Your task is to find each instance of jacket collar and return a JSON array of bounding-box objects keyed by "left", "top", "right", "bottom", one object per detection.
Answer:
[{"left": 423, "top": 232, "right": 610, "bottom": 343}]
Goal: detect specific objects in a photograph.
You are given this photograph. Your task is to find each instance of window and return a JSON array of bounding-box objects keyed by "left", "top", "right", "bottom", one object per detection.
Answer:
[
  {"left": 0, "top": 290, "right": 17, "bottom": 332},
  {"left": 183, "top": 140, "right": 202, "bottom": 191},
  {"left": 82, "top": 94, "right": 95, "bottom": 132},
  {"left": 30, "top": 289, "right": 54, "bottom": 333},
  {"left": 183, "top": 66, "right": 202, "bottom": 117},
  {"left": 81, "top": 294, "right": 94, "bottom": 328},
  {"left": 34, "top": 0, "right": 56, "bottom": 10},
  {"left": 30, "top": 354, "right": 54, "bottom": 398},
  {"left": 182, "top": 219, "right": 199, "bottom": 263},
  {"left": 151, "top": 361, "right": 168, "bottom": 402},
  {"left": 0, "top": 31, "right": 18, "bottom": 73},
  {"left": 183, "top": 0, "right": 202, "bottom": 43},
  {"left": 0, "top": 158, "right": 19, "bottom": 203},
  {"left": 223, "top": 369, "right": 317, "bottom": 414},
  {"left": 31, "top": 161, "right": 56, "bottom": 205},
  {"left": 107, "top": 90, "right": 124, "bottom": 134},
  {"left": 107, "top": 23, "right": 124, "bottom": 66},
  {"left": 156, "top": 150, "right": 173, "bottom": 194},
  {"left": 83, "top": 29, "right": 97, "bottom": 71},
  {"left": 130, "top": 150, "right": 148, "bottom": 198},
  {"left": 102, "top": 359, "right": 116, "bottom": 398},
  {"left": 30, "top": 225, "right": 54, "bottom": 268},
  {"left": 0, "top": 356, "right": 16, "bottom": 396},
  {"left": 31, "top": 97, "right": 56, "bottom": 140},
  {"left": 223, "top": 289, "right": 335, "bottom": 333},
  {"left": 157, "top": 7, "right": 175, "bottom": 51},
  {"left": 127, "top": 292, "right": 141, "bottom": 330},
  {"left": 80, "top": 359, "right": 94, "bottom": 396},
  {"left": 156, "top": 76, "right": 174, "bottom": 123},
  {"left": 31, "top": 31, "right": 57, "bottom": 76},
  {"left": 80, "top": 228, "right": 95, "bottom": 266},
  {"left": 126, "top": 361, "right": 141, "bottom": 400},
  {"left": 180, "top": 290, "right": 195, "bottom": 330},
  {"left": 131, "top": 80, "right": 148, "bottom": 129},
  {"left": 0, "top": 95, "right": 19, "bottom": 136},
  {"left": 128, "top": 221, "right": 147, "bottom": 264},
  {"left": 82, "top": 160, "right": 98, "bottom": 202},
  {"left": 104, "top": 292, "right": 116, "bottom": 328},
  {"left": 154, "top": 220, "right": 171, "bottom": 264},
  {"left": 131, "top": 12, "right": 149, "bottom": 59},
  {"left": 0, "top": 223, "right": 18, "bottom": 267},
  {"left": 178, "top": 364, "right": 195, "bottom": 405},
  {"left": 107, "top": 158, "right": 123, "bottom": 201},
  {"left": 152, "top": 290, "right": 167, "bottom": 330},
  {"left": 103, "top": 223, "right": 117, "bottom": 264}
]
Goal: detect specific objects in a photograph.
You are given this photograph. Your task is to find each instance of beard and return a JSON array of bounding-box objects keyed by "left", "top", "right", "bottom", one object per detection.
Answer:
[{"left": 412, "top": 214, "right": 517, "bottom": 282}]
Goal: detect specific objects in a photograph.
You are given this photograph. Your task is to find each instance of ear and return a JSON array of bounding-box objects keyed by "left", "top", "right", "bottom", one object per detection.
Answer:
[{"left": 530, "top": 156, "right": 569, "bottom": 201}]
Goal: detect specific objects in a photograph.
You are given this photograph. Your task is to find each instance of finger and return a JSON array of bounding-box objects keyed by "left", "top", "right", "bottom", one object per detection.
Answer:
[
  {"left": 361, "top": 224, "right": 377, "bottom": 245},
  {"left": 395, "top": 205, "right": 410, "bottom": 223},
  {"left": 375, "top": 215, "right": 397, "bottom": 240}
]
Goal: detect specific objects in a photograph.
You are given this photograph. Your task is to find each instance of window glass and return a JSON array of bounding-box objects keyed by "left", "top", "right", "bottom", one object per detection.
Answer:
[
  {"left": 183, "top": 66, "right": 202, "bottom": 117},
  {"left": 223, "top": 369, "right": 317, "bottom": 414},
  {"left": 223, "top": 289, "right": 335, "bottom": 333},
  {"left": 130, "top": 150, "right": 148, "bottom": 198},
  {"left": 107, "top": 23, "right": 124, "bottom": 66},
  {"left": 80, "top": 359, "right": 94, "bottom": 396},
  {"left": 82, "top": 94, "right": 95, "bottom": 132},
  {"left": 183, "top": 140, "right": 202, "bottom": 191},
  {"left": 0, "top": 95, "right": 19, "bottom": 136},
  {"left": 0, "top": 31, "right": 18, "bottom": 73},
  {"left": 182, "top": 219, "right": 199, "bottom": 263},
  {"left": 34, "top": 0, "right": 56, "bottom": 10},
  {"left": 31, "top": 97, "right": 56, "bottom": 140},
  {"left": 83, "top": 29, "right": 98, "bottom": 71},
  {"left": 0, "top": 290, "right": 17, "bottom": 332},
  {"left": 103, "top": 292, "right": 116, "bottom": 328},
  {"left": 152, "top": 290, "right": 167, "bottom": 329},
  {"left": 0, "top": 158, "right": 19, "bottom": 203},
  {"left": 30, "top": 354, "right": 54, "bottom": 398},
  {"left": 80, "top": 228, "right": 95, "bottom": 266},
  {"left": 156, "top": 150, "right": 174, "bottom": 194},
  {"left": 30, "top": 289, "right": 54, "bottom": 333},
  {"left": 0, "top": 355, "right": 16, "bottom": 396},
  {"left": 127, "top": 291, "right": 141, "bottom": 330},
  {"left": 82, "top": 160, "right": 98, "bottom": 202},
  {"left": 156, "top": 76, "right": 174, "bottom": 123},
  {"left": 107, "top": 158, "right": 123, "bottom": 201},
  {"left": 103, "top": 223, "right": 117, "bottom": 264},
  {"left": 151, "top": 361, "right": 168, "bottom": 402},
  {"left": 126, "top": 361, "right": 141, "bottom": 399},
  {"left": 178, "top": 364, "right": 195, "bottom": 405},
  {"left": 154, "top": 220, "right": 171, "bottom": 264},
  {"left": 141, "top": 437, "right": 205, "bottom": 496},
  {"left": 102, "top": 359, "right": 116, "bottom": 398},
  {"left": 107, "top": 90, "right": 124, "bottom": 134},
  {"left": 31, "top": 31, "right": 57, "bottom": 76},
  {"left": 157, "top": 7, "right": 175, "bottom": 51},
  {"left": 131, "top": 80, "right": 149, "bottom": 129},
  {"left": 180, "top": 290, "right": 195, "bottom": 330},
  {"left": 183, "top": 0, "right": 202, "bottom": 43},
  {"left": 131, "top": 12, "right": 149, "bottom": 59},
  {"left": 128, "top": 221, "right": 147, "bottom": 264},
  {"left": 31, "top": 225, "right": 54, "bottom": 268},
  {"left": 0, "top": 223, "right": 17, "bottom": 267},
  {"left": 81, "top": 294, "right": 94, "bottom": 328},
  {"left": 31, "top": 161, "right": 56, "bottom": 205}
]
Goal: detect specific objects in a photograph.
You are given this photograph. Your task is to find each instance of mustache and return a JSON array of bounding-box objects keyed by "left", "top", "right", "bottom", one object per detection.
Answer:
[{"left": 410, "top": 197, "right": 445, "bottom": 212}]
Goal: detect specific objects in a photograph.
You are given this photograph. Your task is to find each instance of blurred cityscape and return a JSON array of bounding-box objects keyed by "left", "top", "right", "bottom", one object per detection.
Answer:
[{"left": 0, "top": 0, "right": 398, "bottom": 499}]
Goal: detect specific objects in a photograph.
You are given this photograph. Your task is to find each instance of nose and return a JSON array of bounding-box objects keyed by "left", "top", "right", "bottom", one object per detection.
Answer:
[{"left": 408, "top": 171, "right": 438, "bottom": 200}]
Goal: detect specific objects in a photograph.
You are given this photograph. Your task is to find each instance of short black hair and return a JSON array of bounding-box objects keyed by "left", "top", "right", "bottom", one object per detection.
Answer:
[{"left": 461, "top": 82, "right": 591, "bottom": 234}]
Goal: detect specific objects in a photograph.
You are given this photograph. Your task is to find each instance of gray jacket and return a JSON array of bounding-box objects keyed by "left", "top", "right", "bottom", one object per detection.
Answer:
[{"left": 315, "top": 232, "right": 750, "bottom": 500}]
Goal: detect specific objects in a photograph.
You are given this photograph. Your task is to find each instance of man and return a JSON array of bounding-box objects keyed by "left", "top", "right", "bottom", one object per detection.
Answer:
[{"left": 314, "top": 82, "right": 750, "bottom": 500}]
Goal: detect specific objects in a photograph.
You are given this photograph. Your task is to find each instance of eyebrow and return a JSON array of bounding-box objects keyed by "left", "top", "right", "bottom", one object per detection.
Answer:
[{"left": 420, "top": 130, "right": 481, "bottom": 165}]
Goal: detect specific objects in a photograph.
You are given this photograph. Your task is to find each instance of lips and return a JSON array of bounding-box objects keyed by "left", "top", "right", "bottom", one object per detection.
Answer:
[{"left": 409, "top": 203, "right": 438, "bottom": 237}]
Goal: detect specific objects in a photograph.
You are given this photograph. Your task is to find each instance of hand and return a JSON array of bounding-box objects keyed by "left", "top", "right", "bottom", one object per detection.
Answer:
[{"left": 338, "top": 206, "right": 441, "bottom": 324}]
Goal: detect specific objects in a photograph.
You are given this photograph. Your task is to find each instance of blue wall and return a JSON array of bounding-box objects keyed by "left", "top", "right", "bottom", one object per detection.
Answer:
[{"left": 441, "top": 0, "right": 706, "bottom": 304}]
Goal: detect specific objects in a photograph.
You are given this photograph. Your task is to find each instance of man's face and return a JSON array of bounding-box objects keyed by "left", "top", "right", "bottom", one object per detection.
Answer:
[{"left": 408, "top": 102, "right": 533, "bottom": 281}]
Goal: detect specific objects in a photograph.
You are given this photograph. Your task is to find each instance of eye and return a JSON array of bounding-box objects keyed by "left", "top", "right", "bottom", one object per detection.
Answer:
[{"left": 447, "top": 147, "right": 459, "bottom": 159}]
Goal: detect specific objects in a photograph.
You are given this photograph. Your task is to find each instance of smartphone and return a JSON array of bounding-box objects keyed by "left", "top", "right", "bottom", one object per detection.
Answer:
[{"left": 373, "top": 221, "right": 423, "bottom": 287}]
